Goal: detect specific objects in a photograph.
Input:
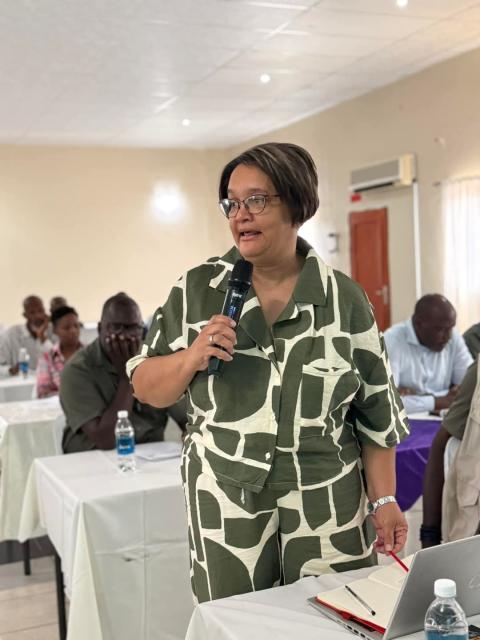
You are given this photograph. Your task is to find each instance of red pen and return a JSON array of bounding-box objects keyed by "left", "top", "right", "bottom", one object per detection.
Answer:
[{"left": 389, "top": 551, "right": 409, "bottom": 572}]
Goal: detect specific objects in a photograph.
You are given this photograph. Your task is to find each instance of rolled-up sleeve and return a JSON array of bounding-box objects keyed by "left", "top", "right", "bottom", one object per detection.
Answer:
[{"left": 349, "top": 293, "right": 410, "bottom": 448}]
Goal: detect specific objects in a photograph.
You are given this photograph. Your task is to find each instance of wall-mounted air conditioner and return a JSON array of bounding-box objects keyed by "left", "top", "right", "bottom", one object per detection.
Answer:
[{"left": 349, "top": 154, "right": 416, "bottom": 193}]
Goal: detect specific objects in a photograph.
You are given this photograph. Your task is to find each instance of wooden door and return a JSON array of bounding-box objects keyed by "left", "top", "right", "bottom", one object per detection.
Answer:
[{"left": 350, "top": 208, "right": 391, "bottom": 331}]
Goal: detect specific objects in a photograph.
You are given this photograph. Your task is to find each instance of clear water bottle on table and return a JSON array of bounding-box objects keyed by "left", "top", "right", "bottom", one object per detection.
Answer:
[
  {"left": 424, "top": 579, "right": 468, "bottom": 639},
  {"left": 18, "top": 348, "right": 30, "bottom": 378},
  {"left": 115, "top": 410, "right": 136, "bottom": 472}
]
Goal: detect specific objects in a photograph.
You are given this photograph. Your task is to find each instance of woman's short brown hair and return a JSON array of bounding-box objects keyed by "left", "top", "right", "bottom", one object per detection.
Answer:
[{"left": 219, "top": 142, "right": 319, "bottom": 226}]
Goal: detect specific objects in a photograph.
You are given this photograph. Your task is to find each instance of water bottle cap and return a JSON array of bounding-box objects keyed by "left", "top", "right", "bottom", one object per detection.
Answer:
[
  {"left": 117, "top": 410, "right": 128, "bottom": 418},
  {"left": 434, "top": 578, "right": 456, "bottom": 598}
]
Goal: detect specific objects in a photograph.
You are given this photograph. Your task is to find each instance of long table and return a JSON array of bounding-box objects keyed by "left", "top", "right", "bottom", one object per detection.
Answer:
[
  {"left": 185, "top": 563, "right": 480, "bottom": 640},
  {"left": 0, "top": 395, "right": 63, "bottom": 541},
  {"left": 185, "top": 567, "right": 419, "bottom": 639},
  {"left": 28, "top": 443, "right": 193, "bottom": 640},
  {"left": 0, "top": 373, "right": 36, "bottom": 403},
  {"left": 396, "top": 416, "right": 441, "bottom": 512},
  {"left": 395, "top": 416, "right": 441, "bottom": 556}
]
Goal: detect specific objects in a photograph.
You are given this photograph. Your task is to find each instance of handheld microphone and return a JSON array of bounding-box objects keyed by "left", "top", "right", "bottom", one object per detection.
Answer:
[{"left": 208, "top": 258, "right": 253, "bottom": 377}]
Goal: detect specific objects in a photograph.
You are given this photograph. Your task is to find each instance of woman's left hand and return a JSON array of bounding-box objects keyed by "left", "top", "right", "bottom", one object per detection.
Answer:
[{"left": 370, "top": 502, "right": 408, "bottom": 554}]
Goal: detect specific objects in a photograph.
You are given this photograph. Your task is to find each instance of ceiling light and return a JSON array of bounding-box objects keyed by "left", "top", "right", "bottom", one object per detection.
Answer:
[
  {"left": 396, "top": 0, "right": 408, "bottom": 7},
  {"left": 260, "top": 73, "right": 271, "bottom": 84},
  {"left": 155, "top": 96, "right": 178, "bottom": 114},
  {"left": 182, "top": 118, "right": 191, "bottom": 127},
  {"left": 246, "top": 2, "right": 308, "bottom": 9}
]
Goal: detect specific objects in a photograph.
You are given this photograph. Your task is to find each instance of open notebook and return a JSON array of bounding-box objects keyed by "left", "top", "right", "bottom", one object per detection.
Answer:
[
  {"left": 314, "top": 557, "right": 413, "bottom": 634},
  {"left": 309, "top": 537, "right": 480, "bottom": 640}
]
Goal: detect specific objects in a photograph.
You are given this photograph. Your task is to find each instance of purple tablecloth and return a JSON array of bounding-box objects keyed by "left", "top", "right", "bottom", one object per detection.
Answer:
[{"left": 395, "top": 418, "right": 441, "bottom": 511}]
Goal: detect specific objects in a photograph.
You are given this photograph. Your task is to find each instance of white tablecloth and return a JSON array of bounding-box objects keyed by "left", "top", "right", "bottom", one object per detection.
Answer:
[
  {"left": 30, "top": 444, "right": 193, "bottom": 640},
  {"left": 0, "top": 395, "right": 63, "bottom": 541},
  {"left": 0, "top": 373, "right": 36, "bottom": 403},
  {"left": 186, "top": 567, "right": 479, "bottom": 640}
]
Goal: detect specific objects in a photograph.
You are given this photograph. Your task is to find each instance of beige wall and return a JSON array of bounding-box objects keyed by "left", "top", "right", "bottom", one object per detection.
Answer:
[
  {"left": 0, "top": 146, "right": 230, "bottom": 324},
  {"left": 2, "top": 46, "right": 480, "bottom": 327},
  {"left": 227, "top": 46, "right": 480, "bottom": 327}
]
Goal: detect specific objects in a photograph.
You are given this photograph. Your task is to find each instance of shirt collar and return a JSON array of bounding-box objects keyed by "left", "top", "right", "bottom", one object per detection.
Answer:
[
  {"left": 50, "top": 342, "right": 64, "bottom": 361},
  {"left": 21, "top": 324, "right": 33, "bottom": 339},
  {"left": 209, "top": 237, "right": 328, "bottom": 306},
  {"left": 22, "top": 322, "right": 53, "bottom": 342}
]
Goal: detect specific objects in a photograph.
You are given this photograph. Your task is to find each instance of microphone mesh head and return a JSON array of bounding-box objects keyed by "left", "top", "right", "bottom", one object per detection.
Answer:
[{"left": 231, "top": 259, "right": 253, "bottom": 285}]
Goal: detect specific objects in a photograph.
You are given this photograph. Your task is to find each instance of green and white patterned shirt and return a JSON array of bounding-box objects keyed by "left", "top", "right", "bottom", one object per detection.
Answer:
[{"left": 128, "top": 239, "right": 409, "bottom": 493}]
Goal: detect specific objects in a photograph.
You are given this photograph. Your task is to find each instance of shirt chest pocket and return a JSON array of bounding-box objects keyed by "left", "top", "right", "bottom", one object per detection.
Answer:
[{"left": 300, "top": 364, "right": 360, "bottom": 424}]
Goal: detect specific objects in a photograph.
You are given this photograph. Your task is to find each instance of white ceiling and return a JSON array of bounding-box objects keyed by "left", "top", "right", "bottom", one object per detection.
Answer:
[{"left": 1, "top": 0, "right": 480, "bottom": 149}]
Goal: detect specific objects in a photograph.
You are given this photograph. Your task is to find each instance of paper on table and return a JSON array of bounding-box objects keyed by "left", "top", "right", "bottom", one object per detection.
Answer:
[
  {"left": 315, "top": 556, "right": 413, "bottom": 632},
  {"left": 135, "top": 442, "right": 182, "bottom": 461},
  {"left": 408, "top": 411, "right": 442, "bottom": 421}
]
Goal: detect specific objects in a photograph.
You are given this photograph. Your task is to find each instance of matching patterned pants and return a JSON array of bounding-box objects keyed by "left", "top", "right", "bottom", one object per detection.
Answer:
[{"left": 181, "top": 447, "right": 376, "bottom": 604}]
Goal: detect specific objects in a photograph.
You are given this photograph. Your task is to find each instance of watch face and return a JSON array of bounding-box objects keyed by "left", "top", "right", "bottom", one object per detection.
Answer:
[{"left": 367, "top": 502, "right": 375, "bottom": 514}]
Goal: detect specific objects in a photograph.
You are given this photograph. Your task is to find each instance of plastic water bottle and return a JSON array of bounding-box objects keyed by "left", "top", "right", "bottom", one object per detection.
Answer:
[
  {"left": 424, "top": 579, "right": 468, "bottom": 639},
  {"left": 115, "top": 410, "right": 136, "bottom": 472},
  {"left": 18, "top": 348, "right": 30, "bottom": 378}
]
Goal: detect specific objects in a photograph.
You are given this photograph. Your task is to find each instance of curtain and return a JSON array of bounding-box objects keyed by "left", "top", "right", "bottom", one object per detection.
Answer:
[{"left": 442, "top": 176, "right": 480, "bottom": 331}]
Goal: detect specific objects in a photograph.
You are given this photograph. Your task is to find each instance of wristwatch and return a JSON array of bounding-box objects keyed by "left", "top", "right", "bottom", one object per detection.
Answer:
[{"left": 367, "top": 495, "right": 397, "bottom": 515}]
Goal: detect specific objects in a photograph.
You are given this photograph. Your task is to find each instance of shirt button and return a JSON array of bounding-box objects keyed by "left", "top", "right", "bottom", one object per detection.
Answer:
[{"left": 265, "top": 452, "right": 271, "bottom": 461}]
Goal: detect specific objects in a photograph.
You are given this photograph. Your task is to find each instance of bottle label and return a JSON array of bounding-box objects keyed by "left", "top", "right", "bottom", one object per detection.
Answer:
[
  {"left": 19, "top": 362, "right": 29, "bottom": 375},
  {"left": 426, "top": 634, "right": 467, "bottom": 639},
  {"left": 117, "top": 436, "right": 134, "bottom": 455}
]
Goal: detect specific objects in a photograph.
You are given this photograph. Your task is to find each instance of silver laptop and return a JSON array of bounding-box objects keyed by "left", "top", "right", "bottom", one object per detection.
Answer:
[{"left": 308, "top": 536, "right": 480, "bottom": 640}]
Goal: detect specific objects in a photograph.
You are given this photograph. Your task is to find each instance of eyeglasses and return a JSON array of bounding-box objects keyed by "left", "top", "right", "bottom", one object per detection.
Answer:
[
  {"left": 219, "top": 194, "right": 280, "bottom": 219},
  {"left": 108, "top": 322, "right": 144, "bottom": 334}
]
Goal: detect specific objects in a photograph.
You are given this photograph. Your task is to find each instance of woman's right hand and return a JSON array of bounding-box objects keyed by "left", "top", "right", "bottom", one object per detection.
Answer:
[{"left": 185, "top": 315, "right": 237, "bottom": 372}]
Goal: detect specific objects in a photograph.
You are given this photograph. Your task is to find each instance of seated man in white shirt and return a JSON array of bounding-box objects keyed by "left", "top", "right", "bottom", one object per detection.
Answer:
[
  {"left": 384, "top": 294, "right": 473, "bottom": 415},
  {"left": 0, "top": 295, "right": 53, "bottom": 376}
]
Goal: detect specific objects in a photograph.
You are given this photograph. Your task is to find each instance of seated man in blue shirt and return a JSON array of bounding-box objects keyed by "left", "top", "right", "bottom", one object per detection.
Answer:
[{"left": 384, "top": 294, "right": 472, "bottom": 415}]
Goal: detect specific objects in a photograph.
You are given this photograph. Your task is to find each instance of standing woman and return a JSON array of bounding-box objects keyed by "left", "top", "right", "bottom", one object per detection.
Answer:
[
  {"left": 36, "top": 306, "right": 82, "bottom": 398},
  {"left": 129, "top": 143, "right": 409, "bottom": 603}
]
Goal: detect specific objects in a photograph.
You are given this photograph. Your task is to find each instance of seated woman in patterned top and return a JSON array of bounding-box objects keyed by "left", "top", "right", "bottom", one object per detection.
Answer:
[
  {"left": 36, "top": 306, "right": 82, "bottom": 398},
  {"left": 128, "top": 142, "right": 410, "bottom": 603}
]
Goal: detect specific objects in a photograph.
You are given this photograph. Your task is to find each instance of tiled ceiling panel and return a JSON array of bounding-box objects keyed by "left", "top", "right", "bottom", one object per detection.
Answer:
[{"left": 0, "top": 0, "right": 479, "bottom": 148}]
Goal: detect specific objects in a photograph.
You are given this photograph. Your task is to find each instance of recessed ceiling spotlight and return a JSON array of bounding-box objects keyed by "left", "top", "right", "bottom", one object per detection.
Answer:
[
  {"left": 182, "top": 118, "right": 191, "bottom": 127},
  {"left": 260, "top": 73, "right": 271, "bottom": 84},
  {"left": 396, "top": 0, "right": 408, "bottom": 7}
]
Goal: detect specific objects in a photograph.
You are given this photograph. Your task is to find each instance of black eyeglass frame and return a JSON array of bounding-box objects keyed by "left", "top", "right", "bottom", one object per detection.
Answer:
[{"left": 106, "top": 322, "right": 144, "bottom": 334}]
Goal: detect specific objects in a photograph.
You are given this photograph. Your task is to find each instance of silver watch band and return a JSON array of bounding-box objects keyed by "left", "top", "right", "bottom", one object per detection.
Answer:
[{"left": 368, "top": 495, "right": 397, "bottom": 514}]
